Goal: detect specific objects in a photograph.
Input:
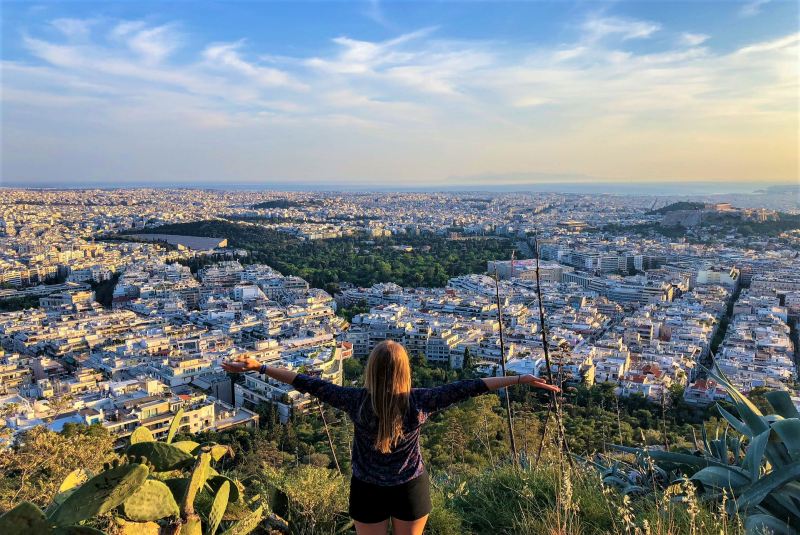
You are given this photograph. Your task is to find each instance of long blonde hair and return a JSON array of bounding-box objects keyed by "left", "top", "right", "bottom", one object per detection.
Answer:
[{"left": 364, "top": 340, "right": 411, "bottom": 454}]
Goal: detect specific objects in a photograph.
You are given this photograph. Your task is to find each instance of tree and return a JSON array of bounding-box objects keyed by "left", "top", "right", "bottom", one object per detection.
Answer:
[
  {"left": 0, "top": 425, "right": 115, "bottom": 512},
  {"left": 462, "top": 347, "right": 473, "bottom": 371}
]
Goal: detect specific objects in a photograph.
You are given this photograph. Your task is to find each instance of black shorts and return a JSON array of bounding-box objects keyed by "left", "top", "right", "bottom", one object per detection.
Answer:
[{"left": 349, "top": 472, "right": 432, "bottom": 523}]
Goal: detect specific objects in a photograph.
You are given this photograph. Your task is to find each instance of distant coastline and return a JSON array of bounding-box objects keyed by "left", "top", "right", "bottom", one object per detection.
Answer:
[{"left": 2, "top": 180, "right": 797, "bottom": 197}]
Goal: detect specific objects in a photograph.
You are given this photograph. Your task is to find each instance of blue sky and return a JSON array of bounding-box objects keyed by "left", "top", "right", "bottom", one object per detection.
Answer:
[{"left": 1, "top": 0, "right": 797, "bottom": 187}]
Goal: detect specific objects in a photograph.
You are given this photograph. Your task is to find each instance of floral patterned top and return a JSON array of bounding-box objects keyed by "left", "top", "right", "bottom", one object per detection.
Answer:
[{"left": 291, "top": 374, "right": 490, "bottom": 486}]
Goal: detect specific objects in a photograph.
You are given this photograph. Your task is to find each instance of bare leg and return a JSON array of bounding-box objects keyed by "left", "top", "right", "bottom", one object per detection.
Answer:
[
  {"left": 354, "top": 519, "right": 390, "bottom": 535},
  {"left": 392, "top": 515, "right": 429, "bottom": 535}
]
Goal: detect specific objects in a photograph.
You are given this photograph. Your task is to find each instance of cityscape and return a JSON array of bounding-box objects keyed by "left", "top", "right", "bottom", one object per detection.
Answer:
[{"left": 1, "top": 0, "right": 799, "bottom": 534}]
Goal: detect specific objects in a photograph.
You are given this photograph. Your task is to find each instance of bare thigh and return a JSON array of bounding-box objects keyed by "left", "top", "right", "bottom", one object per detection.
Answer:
[
  {"left": 392, "top": 515, "right": 429, "bottom": 535},
  {"left": 354, "top": 519, "right": 390, "bottom": 535}
]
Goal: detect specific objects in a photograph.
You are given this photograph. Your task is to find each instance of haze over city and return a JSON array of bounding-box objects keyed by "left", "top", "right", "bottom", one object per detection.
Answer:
[{"left": 2, "top": 0, "right": 798, "bottom": 188}]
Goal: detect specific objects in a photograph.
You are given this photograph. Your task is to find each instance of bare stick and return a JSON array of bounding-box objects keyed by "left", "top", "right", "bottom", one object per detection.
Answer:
[{"left": 493, "top": 265, "right": 519, "bottom": 466}]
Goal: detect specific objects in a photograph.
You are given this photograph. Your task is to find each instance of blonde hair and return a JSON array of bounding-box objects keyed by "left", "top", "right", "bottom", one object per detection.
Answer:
[{"left": 364, "top": 340, "right": 411, "bottom": 454}]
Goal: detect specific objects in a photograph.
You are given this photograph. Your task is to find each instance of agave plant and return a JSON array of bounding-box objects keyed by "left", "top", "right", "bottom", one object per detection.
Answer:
[
  {"left": 608, "top": 365, "right": 800, "bottom": 535},
  {"left": 0, "top": 409, "right": 287, "bottom": 535}
]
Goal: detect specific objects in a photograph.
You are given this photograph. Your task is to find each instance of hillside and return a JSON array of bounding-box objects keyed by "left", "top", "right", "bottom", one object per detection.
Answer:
[{"left": 647, "top": 201, "right": 706, "bottom": 215}]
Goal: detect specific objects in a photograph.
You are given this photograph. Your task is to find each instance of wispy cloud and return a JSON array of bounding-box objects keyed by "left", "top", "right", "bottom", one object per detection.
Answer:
[
  {"left": 2, "top": 12, "right": 798, "bottom": 184},
  {"left": 581, "top": 15, "right": 661, "bottom": 42},
  {"left": 740, "top": 0, "right": 770, "bottom": 17},
  {"left": 680, "top": 32, "right": 709, "bottom": 46}
]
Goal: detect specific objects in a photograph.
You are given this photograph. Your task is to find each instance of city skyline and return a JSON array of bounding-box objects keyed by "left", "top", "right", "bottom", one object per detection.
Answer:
[{"left": 2, "top": 0, "right": 798, "bottom": 187}]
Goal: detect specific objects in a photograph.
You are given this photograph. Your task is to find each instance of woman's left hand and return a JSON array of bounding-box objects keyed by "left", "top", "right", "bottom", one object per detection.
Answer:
[
  {"left": 518, "top": 375, "right": 561, "bottom": 393},
  {"left": 222, "top": 356, "right": 261, "bottom": 373}
]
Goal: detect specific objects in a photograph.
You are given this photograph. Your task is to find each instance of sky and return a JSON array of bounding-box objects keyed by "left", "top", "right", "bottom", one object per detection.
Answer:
[{"left": 1, "top": 0, "right": 798, "bottom": 188}]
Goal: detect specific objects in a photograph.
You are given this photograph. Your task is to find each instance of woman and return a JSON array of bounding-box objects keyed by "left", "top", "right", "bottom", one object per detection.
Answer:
[{"left": 223, "top": 340, "right": 559, "bottom": 535}]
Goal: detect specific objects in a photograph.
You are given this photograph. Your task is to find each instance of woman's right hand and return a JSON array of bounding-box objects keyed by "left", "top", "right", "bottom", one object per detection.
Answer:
[{"left": 518, "top": 375, "right": 561, "bottom": 393}]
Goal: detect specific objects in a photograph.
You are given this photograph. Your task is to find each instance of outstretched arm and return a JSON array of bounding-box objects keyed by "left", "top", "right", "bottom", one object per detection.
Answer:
[
  {"left": 222, "top": 356, "right": 297, "bottom": 384},
  {"left": 415, "top": 375, "right": 560, "bottom": 415},
  {"left": 222, "top": 355, "right": 360, "bottom": 413},
  {"left": 482, "top": 374, "right": 560, "bottom": 392}
]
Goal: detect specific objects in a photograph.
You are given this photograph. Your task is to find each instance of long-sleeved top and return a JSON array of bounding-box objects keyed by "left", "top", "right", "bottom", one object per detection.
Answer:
[{"left": 291, "top": 374, "right": 490, "bottom": 486}]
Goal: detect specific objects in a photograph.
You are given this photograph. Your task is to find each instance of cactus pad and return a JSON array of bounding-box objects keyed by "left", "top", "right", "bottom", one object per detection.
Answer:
[
  {"left": 127, "top": 442, "right": 194, "bottom": 472},
  {"left": 171, "top": 440, "right": 200, "bottom": 454},
  {"left": 122, "top": 479, "right": 180, "bottom": 521},
  {"left": 115, "top": 518, "right": 161, "bottom": 535},
  {"left": 49, "top": 463, "right": 149, "bottom": 527},
  {"left": 208, "top": 480, "right": 230, "bottom": 535},
  {"left": 52, "top": 527, "right": 107, "bottom": 534},
  {"left": 58, "top": 468, "right": 90, "bottom": 493},
  {"left": 179, "top": 516, "right": 202, "bottom": 535},
  {"left": 219, "top": 505, "right": 264, "bottom": 535},
  {"left": 130, "top": 426, "right": 155, "bottom": 444},
  {"left": 0, "top": 501, "right": 51, "bottom": 535},
  {"left": 208, "top": 475, "right": 240, "bottom": 503},
  {"left": 166, "top": 407, "right": 185, "bottom": 444}
]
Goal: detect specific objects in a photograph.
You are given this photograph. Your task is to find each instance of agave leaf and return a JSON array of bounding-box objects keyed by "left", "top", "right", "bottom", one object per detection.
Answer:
[
  {"left": 167, "top": 408, "right": 185, "bottom": 444},
  {"left": 765, "top": 391, "right": 800, "bottom": 419},
  {"left": 707, "top": 366, "right": 768, "bottom": 435},
  {"left": 728, "top": 461, "right": 800, "bottom": 515},
  {"left": 208, "top": 480, "right": 231, "bottom": 535},
  {"left": 602, "top": 475, "right": 629, "bottom": 489},
  {"left": 611, "top": 445, "right": 730, "bottom": 470},
  {"left": 717, "top": 404, "right": 753, "bottom": 437},
  {"left": 743, "top": 513, "right": 795, "bottom": 535},
  {"left": 622, "top": 485, "right": 646, "bottom": 496},
  {"left": 771, "top": 419, "right": 800, "bottom": 462},
  {"left": 691, "top": 465, "right": 750, "bottom": 492},
  {"left": 743, "top": 429, "right": 771, "bottom": 479},
  {"left": 130, "top": 426, "right": 155, "bottom": 444}
]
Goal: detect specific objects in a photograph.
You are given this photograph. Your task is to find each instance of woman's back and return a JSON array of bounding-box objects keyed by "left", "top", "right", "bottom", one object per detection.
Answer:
[{"left": 292, "top": 374, "right": 489, "bottom": 485}]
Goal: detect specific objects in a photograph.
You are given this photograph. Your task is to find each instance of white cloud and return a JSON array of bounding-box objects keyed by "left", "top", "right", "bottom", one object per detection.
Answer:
[
  {"left": 581, "top": 15, "right": 661, "bottom": 41},
  {"left": 3, "top": 15, "right": 798, "bottom": 185},
  {"left": 740, "top": 0, "right": 770, "bottom": 17},
  {"left": 680, "top": 32, "right": 709, "bottom": 46}
]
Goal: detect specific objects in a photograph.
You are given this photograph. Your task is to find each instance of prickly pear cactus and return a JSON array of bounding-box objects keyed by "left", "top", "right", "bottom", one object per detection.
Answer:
[
  {"left": 171, "top": 440, "right": 200, "bottom": 454},
  {"left": 127, "top": 442, "right": 194, "bottom": 472},
  {"left": 0, "top": 501, "right": 52, "bottom": 535},
  {"left": 114, "top": 518, "right": 161, "bottom": 535},
  {"left": 122, "top": 479, "right": 180, "bottom": 521},
  {"left": 130, "top": 426, "right": 155, "bottom": 444},
  {"left": 58, "top": 468, "right": 90, "bottom": 493},
  {"left": 166, "top": 408, "right": 184, "bottom": 445},
  {"left": 208, "top": 475, "right": 240, "bottom": 502},
  {"left": 219, "top": 505, "right": 264, "bottom": 535},
  {"left": 49, "top": 463, "right": 149, "bottom": 527},
  {"left": 208, "top": 480, "right": 230, "bottom": 535}
]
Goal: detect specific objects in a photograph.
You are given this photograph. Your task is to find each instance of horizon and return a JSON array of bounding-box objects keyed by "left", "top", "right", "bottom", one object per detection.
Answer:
[{"left": 1, "top": 0, "right": 798, "bottom": 187}]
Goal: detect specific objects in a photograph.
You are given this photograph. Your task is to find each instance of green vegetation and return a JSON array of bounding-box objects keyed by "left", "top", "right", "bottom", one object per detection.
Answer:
[
  {"left": 0, "top": 411, "right": 273, "bottom": 535},
  {"left": 593, "top": 366, "right": 800, "bottom": 535},
  {"left": 127, "top": 220, "right": 515, "bottom": 293},
  {"left": 647, "top": 201, "right": 705, "bottom": 215},
  {"left": 0, "top": 295, "right": 41, "bottom": 312},
  {"left": 91, "top": 273, "right": 120, "bottom": 309},
  {"left": 250, "top": 200, "right": 307, "bottom": 209}
]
